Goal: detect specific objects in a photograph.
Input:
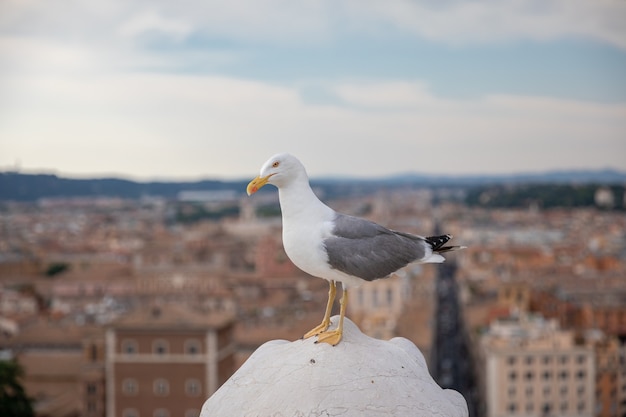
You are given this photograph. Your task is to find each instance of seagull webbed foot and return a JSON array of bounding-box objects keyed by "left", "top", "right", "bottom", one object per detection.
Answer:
[
  {"left": 302, "top": 319, "right": 331, "bottom": 339},
  {"left": 315, "top": 329, "right": 342, "bottom": 346}
]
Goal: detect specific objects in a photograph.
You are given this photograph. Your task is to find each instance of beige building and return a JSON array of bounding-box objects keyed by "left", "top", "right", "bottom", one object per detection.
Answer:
[
  {"left": 479, "top": 314, "right": 595, "bottom": 417},
  {"left": 497, "top": 282, "right": 530, "bottom": 313},
  {"left": 4, "top": 320, "right": 107, "bottom": 417},
  {"left": 105, "top": 303, "right": 235, "bottom": 417},
  {"left": 349, "top": 270, "right": 413, "bottom": 340}
]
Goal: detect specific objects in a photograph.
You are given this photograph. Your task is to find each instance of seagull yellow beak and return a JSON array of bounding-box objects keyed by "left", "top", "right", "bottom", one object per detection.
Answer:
[{"left": 246, "top": 174, "right": 273, "bottom": 195}]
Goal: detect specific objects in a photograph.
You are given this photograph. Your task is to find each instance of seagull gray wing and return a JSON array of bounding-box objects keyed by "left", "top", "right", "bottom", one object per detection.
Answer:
[{"left": 323, "top": 213, "right": 428, "bottom": 281}]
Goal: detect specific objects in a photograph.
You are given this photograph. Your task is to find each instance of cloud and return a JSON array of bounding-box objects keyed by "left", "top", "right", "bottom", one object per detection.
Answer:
[
  {"left": 353, "top": 0, "right": 626, "bottom": 49},
  {"left": 1, "top": 73, "right": 624, "bottom": 178},
  {"left": 117, "top": 11, "right": 192, "bottom": 40},
  {"left": 1, "top": 0, "right": 625, "bottom": 49},
  {"left": 0, "top": 0, "right": 624, "bottom": 178}
]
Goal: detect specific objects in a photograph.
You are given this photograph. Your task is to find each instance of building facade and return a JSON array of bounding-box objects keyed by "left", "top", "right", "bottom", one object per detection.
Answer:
[
  {"left": 105, "top": 304, "right": 235, "bottom": 417},
  {"left": 479, "top": 314, "right": 595, "bottom": 417},
  {"left": 349, "top": 271, "right": 413, "bottom": 340},
  {"left": 594, "top": 335, "right": 626, "bottom": 417}
]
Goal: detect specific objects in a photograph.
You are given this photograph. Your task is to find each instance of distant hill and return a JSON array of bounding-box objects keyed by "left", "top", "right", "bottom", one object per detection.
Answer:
[
  {"left": 0, "top": 172, "right": 248, "bottom": 202},
  {"left": 372, "top": 168, "right": 626, "bottom": 186},
  {"left": 465, "top": 184, "right": 625, "bottom": 210},
  {"left": 0, "top": 169, "right": 625, "bottom": 202}
]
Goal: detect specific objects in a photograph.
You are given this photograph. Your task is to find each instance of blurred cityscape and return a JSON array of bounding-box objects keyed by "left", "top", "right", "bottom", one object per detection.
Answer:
[{"left": 0, "top": 176, "right": 625, "bottom": 417}]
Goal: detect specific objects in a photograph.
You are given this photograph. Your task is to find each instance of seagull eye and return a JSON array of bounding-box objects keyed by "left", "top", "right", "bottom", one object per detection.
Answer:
[{"left": 272, "top": 161, "right": 280, "bottom": 168}]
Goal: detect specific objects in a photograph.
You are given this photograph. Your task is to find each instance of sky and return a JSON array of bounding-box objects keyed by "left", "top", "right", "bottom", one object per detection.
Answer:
[{"left": 0, "top": 0, "right": 625, "bottom": 181}]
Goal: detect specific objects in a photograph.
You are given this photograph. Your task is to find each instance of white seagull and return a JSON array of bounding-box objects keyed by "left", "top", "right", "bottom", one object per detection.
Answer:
[{"left": 247, "top": 153, "right": 464, "bottom": 345}]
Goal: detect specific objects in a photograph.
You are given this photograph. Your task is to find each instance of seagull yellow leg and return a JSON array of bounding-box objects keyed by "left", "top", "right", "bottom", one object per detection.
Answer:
[
  {"left": 315, "top": 288, "right": 348, "bottom": 346},
  {"left": 303, "top": 280, "right": 336, "bottom": 339}
]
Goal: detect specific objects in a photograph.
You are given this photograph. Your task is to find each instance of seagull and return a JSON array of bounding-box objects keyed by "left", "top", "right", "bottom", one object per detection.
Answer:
[{"left": 247, "top": 153, "right": 464, "bottom": 345}]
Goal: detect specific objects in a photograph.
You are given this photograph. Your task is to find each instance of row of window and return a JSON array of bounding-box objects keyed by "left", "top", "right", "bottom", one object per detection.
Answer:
[
  {"left": 508, "top": 384, "right": 586, "bottom": 397},
  {"left": 355, "top": 287, "right": 396, "bottom": 308},
  {"left": 507, "top": 401, "right": 587, "bottom": 414},
  {"left": 122, "top": 378, "right": 201, "bottom": 397},
  {"left": 121, "top": 339, "right": 202, "bottom": 355},
  {"left": 122, "top": 408, "right": 199, "bottom": 417},
  {"left": 507, "top": 354, "right": 588, "bottom": 366},
  {"left": 508, "top": 369, "right": 589, "bottom": 382}
]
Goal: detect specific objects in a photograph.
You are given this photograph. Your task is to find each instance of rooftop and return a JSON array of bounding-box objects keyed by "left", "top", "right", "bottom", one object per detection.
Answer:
[{"left": 110, "top": 302, "right": 234, "bottom": 331}]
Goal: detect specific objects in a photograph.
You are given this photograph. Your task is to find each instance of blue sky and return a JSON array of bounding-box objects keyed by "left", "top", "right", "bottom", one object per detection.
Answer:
[{"left": 0, "top": 0, "right": 625, "bottom": 180}]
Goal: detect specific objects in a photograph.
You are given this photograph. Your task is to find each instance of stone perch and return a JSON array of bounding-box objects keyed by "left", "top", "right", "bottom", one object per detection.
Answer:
[{"left": 200, "top": 317, "right": 468, "bottom": 417}]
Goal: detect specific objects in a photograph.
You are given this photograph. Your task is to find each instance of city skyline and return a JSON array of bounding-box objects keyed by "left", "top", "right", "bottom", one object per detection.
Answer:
[
  {"left": 2, "top": 181, "right": 625, "bottom": 416},
  {"left": 1, "top": 0, "right": 625, "bottom": 180}
]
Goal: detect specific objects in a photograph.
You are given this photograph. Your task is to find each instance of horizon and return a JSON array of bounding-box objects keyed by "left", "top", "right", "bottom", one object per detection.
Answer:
[
  {"left": 1, "top": 1, "right": 625, "bottom": 179},
  {"left": 2, "top": 164, "right": 625, "bottom": 184}
]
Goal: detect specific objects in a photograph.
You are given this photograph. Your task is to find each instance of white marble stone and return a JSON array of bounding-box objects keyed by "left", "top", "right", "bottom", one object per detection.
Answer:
[{"left": 201, "top": 316, "right": 468, "bottom": 417}]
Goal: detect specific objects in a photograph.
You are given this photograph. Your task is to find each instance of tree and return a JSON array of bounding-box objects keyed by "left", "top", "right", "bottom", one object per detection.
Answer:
[
  {"left": 44, "top": 262, "right": 69, "bottom": 277},
  {"left": 0, "top": 359, "right": 35, "bottom": 417}
]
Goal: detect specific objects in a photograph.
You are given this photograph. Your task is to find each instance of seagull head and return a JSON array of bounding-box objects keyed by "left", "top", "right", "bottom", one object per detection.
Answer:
[{"left": 247, "top": 153, "right": 307, "bottom": 195}]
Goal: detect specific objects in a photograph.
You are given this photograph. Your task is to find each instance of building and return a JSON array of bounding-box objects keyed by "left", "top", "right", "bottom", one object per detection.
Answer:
[
  {"left": 0, "top": 287, "right": 39, "bottom": 317},
  {"left": 479, "top": 314, "right": 595, "bottom": 417},
  {"left": 253, "top": 235, "right": 300, "bottom": 278},
  {"left": 531, "top": 290, "right": 582, "bottom": 331},
  {"left": 81, "top": 330, "right": 106, "bottom": 417},
  {"left": 532, "top": 286, "right": 626, "bottom": 340},
  {"left": 6, "top": 320, "right": 101, "bottom": 417},
  {"left": 348, "top": 267, "right": 418, "bottom": 340},
  {"left": 620, "top": 346, "right": 626, "bottom": 417},
  {"left": 497, "top": 282, "right": 530, "bottom": 313},
  {"left": 105, "top": 303, "right": 236, "bottom": 417},
  {"left": 592, "top": 333, "right": 626, "bottom": 417}
]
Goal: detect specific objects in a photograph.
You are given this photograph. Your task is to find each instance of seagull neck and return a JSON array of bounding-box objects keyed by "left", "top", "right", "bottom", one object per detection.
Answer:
[{"left": 278, "top": 181, "right": 328, "bottom": 219}]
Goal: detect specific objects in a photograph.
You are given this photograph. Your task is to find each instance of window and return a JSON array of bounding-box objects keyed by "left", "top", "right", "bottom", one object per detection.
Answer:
[
  {"left": 525, "top": 387, "right": 533, "bottom": 397},
  {"left": 122, "top": 379, "right": 138, "bottom": 396},
  {"left": 386, "top": 288, "right": 393, "bottom": 306},
  {"left": 576, "top": 370, "right": 586, "bottom": 380},
  {"left": 86, "top": 382, "right": 97, "bottom": 395},
  {"left": 559, "top": 370, "right": 569, "bottom": 380},
  {"left": 542, "top": 371, "right": 552, "bottom": 380},
  {"left": 185, "top": 339, "right": 202, "bottom": 355},
  {"left": 509, "top": 371, "right": 517, "bottom": 381},
  {"left": 525, "top": 371, "right": 534, "bottom": 381},
  {"left": 577, "top": 355, "right": 586, "bottom": 364},
  {"left": 122, "top": 339, "right": 138, "bottom": 354},
  {"left": 153, "top": 378, "right": 169, "bottom": 396},
  {"left": 122, "top": 409, "right": 139, "bottom": 417},
  {"left": 507, "top": 403, "right": 517, "bottom": 413},
  {"left": 185, "top": 379, "right": 202, "bottom": 397},
  {"left": 153, "top": 409, "right": 170, "bottom": 417},
  {"left": 153, "top": 339, "right": 169, "bottom": 355},
  {"left": 90, "top": 344, "right": 98, "bottom": 362},
  {"left": 525, "top": 356, "right": 534, "bottom": 365},
  {"left": 542, "top": 356, "right": 551, "bottom": 365},
  {"left": 508, "top": 356, "right": 516, "bottom": 366}
]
